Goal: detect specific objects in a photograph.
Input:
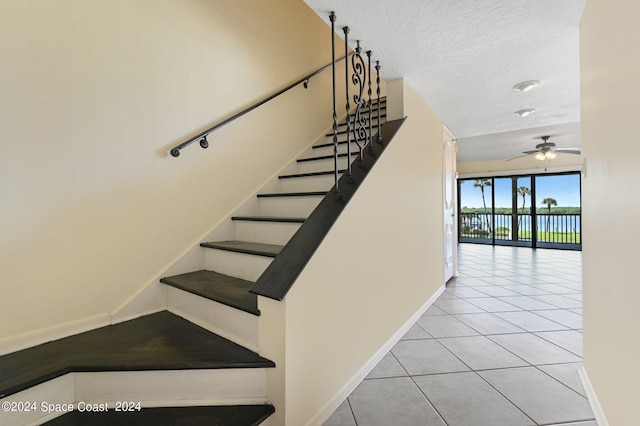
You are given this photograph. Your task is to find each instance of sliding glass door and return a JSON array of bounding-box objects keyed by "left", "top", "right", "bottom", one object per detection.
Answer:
[
  {"left": 459, "top": 179, "right": 492, "bottom": 244},
  {"left": 493, "top": 177, "right": 514, "bottom": 245},
  {"left": 534, "top": 174, "right": 581, "bottom": 249},
  {"left": 458, "top": 172, "right": 581, "bottom": 250}
]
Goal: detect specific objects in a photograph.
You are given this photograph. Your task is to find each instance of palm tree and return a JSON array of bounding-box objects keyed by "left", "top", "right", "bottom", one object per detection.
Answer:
[
  {"left": 516, "top": 186, "right": 531, "bottom": 233},
  {"left": 542, "top": 197, "right": 557, "bottom": 231},
  {"left": 517, "top": 186, "right": 531, "bottom": 213},
  {"left": 473, "top": 179, "right": 492, "bottom": 232}
]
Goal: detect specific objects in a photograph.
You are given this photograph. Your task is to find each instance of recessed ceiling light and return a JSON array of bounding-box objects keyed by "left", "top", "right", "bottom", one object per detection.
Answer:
[
  {"left": 513, "top": 80, "right": 540, "bottom": 92},
  {"left": 515, "top": 108, "right": 536, "bottom": 117}
]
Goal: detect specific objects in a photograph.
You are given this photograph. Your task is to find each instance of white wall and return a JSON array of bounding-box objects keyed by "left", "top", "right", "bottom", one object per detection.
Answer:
[
  {"left": 281, "top": 78, "right": 445, "bottom": 425},
  {"left": 580, "top": 0, "right": 640, "bottom": 424},
  {"left": 0, "top": 0, "right": 344, "bottom": 344}
]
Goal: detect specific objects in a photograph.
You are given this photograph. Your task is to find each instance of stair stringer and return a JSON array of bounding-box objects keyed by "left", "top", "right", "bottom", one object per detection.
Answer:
[{"left": 247, "top": 119, "right": 407, "bottom": 425}]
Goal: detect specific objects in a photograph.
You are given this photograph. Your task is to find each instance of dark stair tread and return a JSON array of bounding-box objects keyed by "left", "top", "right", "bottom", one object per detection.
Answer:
[
  {"left": 313, "top": 138, "right": 382, "bottom": 149},
  {"left": 330, "top": 115, "right": 387, "bottom": 133},
  {"left": 231, "top": 216, "right": 306, "bottom": 223},
  {"left": 346, "top": 107, "right": 387, "bottom": 119},
  {"left": 341, "top": 109, "right": 387, "bottom": 123},
  {"left": 343, "top": 106, "right": 386, "bottom": 116},
  {"left": 344, "top": 100, "right": 387, "bottom": 111},
  {"left": 160, "top": 270, "right": 260, "bottom": 315},
  {"left": 257, "top": 191, "right": 327, "bottom": 198},
  {"left": 278, "top": 169, "right": 346, "bottom": 179},
  {"left": 201, "top": 240, "right": 283, "bottom": 258},
  {"left": 44, "top": 404, "right": 275, "bottom": 426},
  {"left": 332, "top": 110, "right": 387, "bottom": 126},
  {"left": 0, "top": 311, "right": 275, "bottom": 398},
  {"left": 297, "top": 152, "right": 357, "bottom": 163}
]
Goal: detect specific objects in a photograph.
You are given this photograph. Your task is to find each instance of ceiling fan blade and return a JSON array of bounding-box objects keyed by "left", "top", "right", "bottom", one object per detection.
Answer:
[
  {"left": 505, "top": 153, "right": 535, "bottom": 162},
  {"left": 522, "top": 150, "right": 539, "bottom": 155},
  {"left": 556, "top": 148, "right": 581, "bottom": 154}
]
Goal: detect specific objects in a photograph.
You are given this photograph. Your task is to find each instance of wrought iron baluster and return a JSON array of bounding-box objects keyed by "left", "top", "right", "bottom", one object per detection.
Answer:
[
  {"left": 329, "top": 12, "right": 340, "bottom": 199},
  {"left": 351, "top": 41, "right": 367, "bottom": 168},
  {"left": 375, "top": 61, "right": 383, "bottom": 144},
  {"left": 343, "top": 26, "right": 353, "bottom": 183},
  {"left": 366, "top": 50, "right": 373, "bottom": 155}
]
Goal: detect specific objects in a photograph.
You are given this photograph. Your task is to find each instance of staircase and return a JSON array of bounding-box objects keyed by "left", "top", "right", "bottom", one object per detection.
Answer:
[{"left": 0, "top": 99, "right": 387, "bottom": 426}]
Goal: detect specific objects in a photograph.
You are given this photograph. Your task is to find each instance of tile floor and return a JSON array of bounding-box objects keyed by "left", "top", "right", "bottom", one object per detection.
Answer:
[{"left": 324, "top": 244, "right": 596, "bottom": 426}]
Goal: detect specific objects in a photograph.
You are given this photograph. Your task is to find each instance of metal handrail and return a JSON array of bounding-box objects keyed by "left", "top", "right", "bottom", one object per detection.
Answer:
[{"left": 170, "top": 53, "right": 353, "bottom": 157}]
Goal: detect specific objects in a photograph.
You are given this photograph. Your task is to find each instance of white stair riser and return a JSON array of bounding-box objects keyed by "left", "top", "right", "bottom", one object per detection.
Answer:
[
  {"left": 279, "top": 174, "right": 336, "bottom": 192},
  {"left": 0, "top": 375, "right": 74, "bottom": 426},
  {"left": 297, "top": 157, "right": 354, "bottom": 174},
  {"left": 168, "top": 287, "right": 259, "bottom": 351},
  {"left": 0, "top": 369, "right": 268, "bottom": 425},
  {"left": 321, "top": 130, "right": 381, "bottom": 147},
  {"left": 259, "top": 196, "right": 323, "bottom": 217},
  {"left": 234, "top": 221, "right": 301, "bottom": 246},
  {"left": 204, "top": 249, "right": 273, "bottom": 282},
  {"left": 74, "top": 369, "right": 268, "bottom": 407},
  {"left": 312, "top": 141, "right": 372, "bottom": 158}
]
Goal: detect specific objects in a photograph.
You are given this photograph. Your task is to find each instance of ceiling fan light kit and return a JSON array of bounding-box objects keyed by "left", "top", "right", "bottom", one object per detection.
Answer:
[
  {"left": 535, "top": 151, "right": 557, "bottom": 161},
  {"left": 507, "top": 135, "right": 581, "bottom": 162}
]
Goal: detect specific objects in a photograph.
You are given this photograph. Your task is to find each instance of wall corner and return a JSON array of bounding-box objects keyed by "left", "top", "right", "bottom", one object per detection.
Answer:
[{"left": 386, "top": 78, "right": 405, "bottom": 121}]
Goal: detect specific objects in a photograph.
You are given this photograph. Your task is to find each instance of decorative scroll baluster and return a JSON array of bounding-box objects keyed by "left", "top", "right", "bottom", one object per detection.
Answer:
[
  {"left": 330, "top": 12, "right": 340, "bottom": 199},
  {"left": 351, "top": 40, "right": 367, "bottom": 168},
  {"left": 343, "top": 26, "right": 354, "bottom": 183},
  {"left": 366, "top": 50, "right": 374, "bottom": 155},
  {"left": 376, "top": 61, "right": 383, "bottom": 144}
]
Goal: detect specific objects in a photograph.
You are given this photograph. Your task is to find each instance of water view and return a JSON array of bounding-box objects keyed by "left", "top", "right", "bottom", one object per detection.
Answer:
[{"left": 458, "top": 173, "right": 581, "bottom": 247}]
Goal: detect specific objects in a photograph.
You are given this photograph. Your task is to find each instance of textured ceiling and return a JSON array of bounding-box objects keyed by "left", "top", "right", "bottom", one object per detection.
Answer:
[{"left": 303, "top": 0, "right": 586, "bottom": 162}]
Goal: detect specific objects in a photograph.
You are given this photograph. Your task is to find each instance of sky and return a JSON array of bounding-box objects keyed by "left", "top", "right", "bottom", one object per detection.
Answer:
[{"left": 459, "top": 174, "right": 581, "bottom": 209}]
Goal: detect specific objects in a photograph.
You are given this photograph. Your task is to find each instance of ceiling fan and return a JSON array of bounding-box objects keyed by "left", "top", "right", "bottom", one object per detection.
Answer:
[{"left": 507, "top": 135, "right": 581, "bottom": 161}]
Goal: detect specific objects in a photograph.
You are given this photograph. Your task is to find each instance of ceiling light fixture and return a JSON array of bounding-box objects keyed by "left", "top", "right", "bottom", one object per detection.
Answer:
[
  {"left": 513, "top": 80, "right": 540, "bottom": 92},
  {"left": 535, "top": 151, "right": 556, "bottom": 161},
  {"left": 515, "top": 108, "right": 535, "bottom": 117},
  {"left": 507, "top": 136, "right": 580, "bottom": 162}
]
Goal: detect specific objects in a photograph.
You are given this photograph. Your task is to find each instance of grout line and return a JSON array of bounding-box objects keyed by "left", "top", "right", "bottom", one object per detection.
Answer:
[
  {"left": 472, "top": 369, "right": 539, "bottom": 425},
  {"left": 346, "top": 396, "right": 358, "bottom": 426},
  {"left": 532, "top": 331, "right": 583, "bottom": 358},
  {"left": 533, "top": 363, "right": 592, "bottom": 401},
  {"left": 331, "top": 245, "right": 584, "bottom": 425},
  {"left": 389, "top": 349, "right": 411, "bottom": 378},
  {"left": 409, "top": 375, "right": 451, "bottom": 426}
]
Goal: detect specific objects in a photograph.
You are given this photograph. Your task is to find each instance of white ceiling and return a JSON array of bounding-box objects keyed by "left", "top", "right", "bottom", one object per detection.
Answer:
[{"left": 304, "top": 0, "right": 586, "bottom": 163}]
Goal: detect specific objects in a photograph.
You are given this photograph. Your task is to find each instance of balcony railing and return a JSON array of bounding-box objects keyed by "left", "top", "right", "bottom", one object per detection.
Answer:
[{"left": 460, "top": 212, "right": 581, "bottom": 245}]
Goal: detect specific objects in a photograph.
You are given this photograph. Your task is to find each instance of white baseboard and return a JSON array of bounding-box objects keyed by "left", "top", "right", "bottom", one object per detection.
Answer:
[
  {"left": 579, "top": 366, "right": 608, "bottom": 426},
  {"left": 0, "top": 307, "right": 174, "bottom": 357},
  {"left": 308, "top": 284, "right": 446, "bottom": 426},
  {"left": 110, "top": 281, "right": 168, "bottom": 325},
  {"left": 0, "top": 313, "right": 111, "bottom": 356}
]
